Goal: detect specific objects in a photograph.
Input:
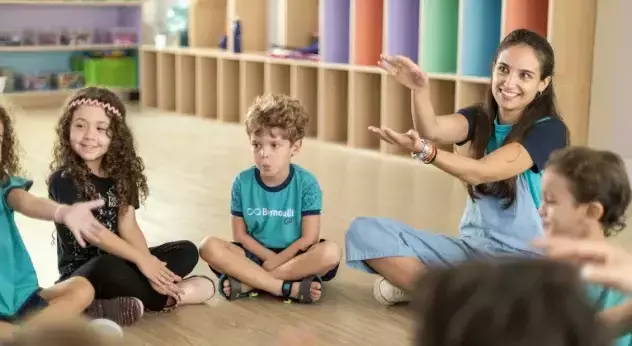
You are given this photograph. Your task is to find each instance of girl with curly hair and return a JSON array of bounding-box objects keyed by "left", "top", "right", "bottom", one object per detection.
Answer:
[
  {"left": 0, "top": 103, "right": 107, "bottom": 338},
  {"left": 47, "top": 87, "right": 215, "bottom": 325}
]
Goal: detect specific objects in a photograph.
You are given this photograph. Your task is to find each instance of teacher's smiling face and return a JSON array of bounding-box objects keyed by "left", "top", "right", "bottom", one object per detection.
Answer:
[{"left": 491, "top": 44, "right": 550, "bottom": 114}]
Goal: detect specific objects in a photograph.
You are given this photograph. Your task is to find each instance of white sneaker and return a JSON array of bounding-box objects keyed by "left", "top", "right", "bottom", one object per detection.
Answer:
[
  {"left": 372, "top": 277, "right": 410, "bottom": 306},
  {"left": 89, "top": 318, "right": 124, "bottom": 339}
]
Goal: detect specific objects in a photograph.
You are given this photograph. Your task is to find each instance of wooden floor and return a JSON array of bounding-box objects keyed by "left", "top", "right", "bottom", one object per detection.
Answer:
[{"left": 11, "top": 106, "right": 632, "bottom": 345}]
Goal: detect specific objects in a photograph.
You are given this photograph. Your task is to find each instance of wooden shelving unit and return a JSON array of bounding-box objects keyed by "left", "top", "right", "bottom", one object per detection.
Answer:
[
  {"left": 0, "top": 0, "right": 142, "bottom": 108},
  {"left": 141, "top": 0, "right": 597, "bottom": 155}
]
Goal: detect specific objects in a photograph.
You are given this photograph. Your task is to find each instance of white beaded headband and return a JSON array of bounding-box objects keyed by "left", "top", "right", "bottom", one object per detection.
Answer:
[{"left": 68, "top": 98, "right": 122, "bottom": 118}]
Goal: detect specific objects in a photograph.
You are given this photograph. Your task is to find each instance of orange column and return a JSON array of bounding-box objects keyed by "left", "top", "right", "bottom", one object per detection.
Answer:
[
  {"left": 504, "top": 0, "right": 549, "bottom": 38},
  {"left": 354, "top": 0, "right": 383, "bottom": 65}
]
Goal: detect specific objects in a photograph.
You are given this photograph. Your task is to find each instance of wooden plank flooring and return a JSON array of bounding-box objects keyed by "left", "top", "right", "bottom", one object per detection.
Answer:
[{"left": 10, "top": 106, "right": 632, "bottom": 345}]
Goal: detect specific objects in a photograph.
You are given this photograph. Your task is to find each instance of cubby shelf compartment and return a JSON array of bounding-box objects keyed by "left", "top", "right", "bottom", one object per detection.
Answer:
[
  {"left": 217, "top": 57, "right": 240, "bottom": 123},
  {"left": 175, "top": 53, "right": 196, "bottom": 115},
  {"left": 420, "top": 0, "right": 459, "bottom": 74},
  {"left": 265, "top": 62, "right": 291, "bottom": 95},
  {"left": 140, "top": 50, "right": 157, "bottom": 108},
  {"left": 322, "top": 0, "right": 351, "bottom": 63},
  {"left": 459, "top": 0, "right": 502, "bottom": 78},
  {"left": 352, "top": 0, "right": 383, "bottom": 66},
  {"left": 503, "top": 0, "right": 549, "bottom": 38},
  {"left": 188, "top": 0, "right": 227, "bottom": 48},
  {"left": 290, "top": 65, "right": 319, "bottom": 138},
  {"left": 195, "top": 56, "right": 218, "bottom": 119},
  {"left": 456, "top": 81, "right": 490, "bottom": 110},
  {"left": 348, "top": 71, "right": 381, "bottom": 150},
  {"left": 385, "top": 0, "right": 420, "bottom": 61},
  {"left": 380, "top": 75, "right": 413, "bottom": 156},
  {"left": 318, "top": 68, "right": 348, "bottom": 143},
  {"left": 239, "top": 60, "right": 264, "bottom": 123},
  {"left": 157, "top": 52, "right": 176, "bottom": 112}
]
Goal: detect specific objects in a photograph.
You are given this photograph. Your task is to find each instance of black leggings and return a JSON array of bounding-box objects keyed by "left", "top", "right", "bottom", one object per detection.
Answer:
[{"left": 69, "top": 240, "right": 199, "bottom": 311}]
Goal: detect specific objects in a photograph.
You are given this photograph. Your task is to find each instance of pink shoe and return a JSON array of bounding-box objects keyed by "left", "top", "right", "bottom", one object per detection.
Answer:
[{"left": 178, "top": 275, "right": 216, "bottom": 305}]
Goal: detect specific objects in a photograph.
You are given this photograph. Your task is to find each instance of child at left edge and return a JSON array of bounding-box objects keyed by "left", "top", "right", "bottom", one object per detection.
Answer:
[{"left": 199, "top": 93, "right": 342, "bottom": 303}]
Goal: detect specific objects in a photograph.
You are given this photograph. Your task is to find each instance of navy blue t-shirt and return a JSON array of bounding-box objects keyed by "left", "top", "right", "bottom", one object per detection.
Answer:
[{"left": 455, "top": 106, "right": 568, "bottom": 207}]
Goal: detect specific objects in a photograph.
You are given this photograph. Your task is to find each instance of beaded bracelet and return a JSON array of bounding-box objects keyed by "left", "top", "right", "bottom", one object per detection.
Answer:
[{"left": 411, "top": 139, "right": 437, "bottom": 164}]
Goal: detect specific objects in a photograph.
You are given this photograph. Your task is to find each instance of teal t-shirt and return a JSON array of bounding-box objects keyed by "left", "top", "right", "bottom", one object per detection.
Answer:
[
  {"left": 587, "top": 284, "right": 632, "bottom": 346},
  {"left": 0, "top": 176, "right": 39, "bottom": 319},
  {"left": 230, "top": 164, "right": 323, "bottom": 249}
]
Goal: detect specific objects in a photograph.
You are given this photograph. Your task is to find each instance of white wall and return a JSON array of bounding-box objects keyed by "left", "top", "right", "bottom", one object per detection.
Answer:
[{"left": 588, "top": 0, "right": 632, "bottom": 180}]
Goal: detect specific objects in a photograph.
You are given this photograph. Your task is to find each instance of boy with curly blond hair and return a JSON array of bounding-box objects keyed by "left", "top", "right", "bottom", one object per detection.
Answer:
[{"left": 199, "top": 94, "right": 341, "bottom": 304}]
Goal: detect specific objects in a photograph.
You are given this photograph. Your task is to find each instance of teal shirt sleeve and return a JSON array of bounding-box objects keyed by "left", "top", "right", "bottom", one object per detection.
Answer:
[
  {"left": 301, "top": 173, "right": 322, "bottom": 216},
  {"left": 0, "top": 176, "right": 38, "bottom": 318},
  {"left": 2, "top": 176, "right": 34, "bottom": 211},
  {"left": 588, "top": 284, "right": 632, "bottom": 346},
  {"left": 230, "top": 176, "right": 243, "bottom": 216}
]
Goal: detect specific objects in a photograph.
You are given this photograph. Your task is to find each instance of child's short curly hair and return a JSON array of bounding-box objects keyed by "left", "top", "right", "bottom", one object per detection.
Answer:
[
  {"left": 546, "top": 146, "right": 631, "bottom": 236},
  {"left": 245, "top": 94, "right": 309, "bottom": 143}
]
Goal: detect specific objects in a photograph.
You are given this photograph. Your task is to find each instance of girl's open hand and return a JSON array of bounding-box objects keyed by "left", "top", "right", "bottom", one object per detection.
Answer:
[
  {"left": 369, "top": 126, "right": 424, "bottom": 152},
  {"left": 137, "top": 255, "right": 184, "bottom": 298},
  {"left": 379, "top": 54, "right": 429, "bottom": 90},
  {"left": 58, "top": 199, "right": 107, "bottom": 248}
]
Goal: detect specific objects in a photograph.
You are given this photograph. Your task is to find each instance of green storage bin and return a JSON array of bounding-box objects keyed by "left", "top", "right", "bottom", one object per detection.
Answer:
[{"left": 83, "top": 57, "right": 137, "bottom": 89}]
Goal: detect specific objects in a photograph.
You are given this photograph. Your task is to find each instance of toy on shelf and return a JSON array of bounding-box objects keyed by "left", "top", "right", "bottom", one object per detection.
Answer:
[
  {"left": 110, "top": 27, "right": 137, "bottom": 44},
  {"left": 0, "top": 32, "right": 21, "bottom": 46},
  {"left": 0, "top": 27, "right": 138, "bottom": 47},
  {"left": 218, "top": 18, "right": 241, "bottom": 52},
  {"left": 60, "top": 28, "right": 92, "bottom": 45},
  {"left": 267, "top": 33, "right": 319, "bottom": 61},
  {"left": 54, "top": 72, "right": 85, "bottom": 89},
  {"left": 20, "top": 74, "right": 53, "bottom": 91}
]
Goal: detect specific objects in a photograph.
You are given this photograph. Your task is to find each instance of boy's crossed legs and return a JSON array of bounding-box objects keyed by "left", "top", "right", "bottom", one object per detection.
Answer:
[
  {"left": 0, "top": 277, "right": 94, "bottom": 340},
  {"left": 199, "top": 237, "right": 341, "bottom": 303}
]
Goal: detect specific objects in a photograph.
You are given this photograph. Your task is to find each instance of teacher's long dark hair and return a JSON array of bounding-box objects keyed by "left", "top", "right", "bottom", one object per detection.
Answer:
[{"left": 468, "top": 29, "right": 569, "bottom": 208}]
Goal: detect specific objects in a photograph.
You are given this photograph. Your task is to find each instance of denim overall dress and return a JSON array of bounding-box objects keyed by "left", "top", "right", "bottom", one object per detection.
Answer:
[{"left": 345, "top": 118, "right": 546, "bottom": 272}]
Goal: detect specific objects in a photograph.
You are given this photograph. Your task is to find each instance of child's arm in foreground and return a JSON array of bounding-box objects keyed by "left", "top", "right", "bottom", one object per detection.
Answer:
[
  {"left": 534, "top": 237, "right": 632, "bottom": 335},
  {"left": 7, "top": 188, "right": 104, "bottom": 247}
]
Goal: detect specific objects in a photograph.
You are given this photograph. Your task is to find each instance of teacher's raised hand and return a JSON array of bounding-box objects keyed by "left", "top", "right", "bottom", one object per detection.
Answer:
[
  {"left": 369, "top": 126, "right": 424, "bottom": 152},
  {"left": 378, "top": 54, "right": 429, "bottom": 91}
]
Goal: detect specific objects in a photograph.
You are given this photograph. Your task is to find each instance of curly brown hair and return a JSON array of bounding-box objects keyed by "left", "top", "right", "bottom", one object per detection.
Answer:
[
  {"left": 48, "top": 87, "right": 148, "bottom": 209},
  {"left": 545, "top": 146, "right": 631, "bottom": 236},
  {"left": 245, "top": 93, "right": 309, "bottom": 143},
  {"left": 0, "top": 103, "right": 23, "bottom": 183}
]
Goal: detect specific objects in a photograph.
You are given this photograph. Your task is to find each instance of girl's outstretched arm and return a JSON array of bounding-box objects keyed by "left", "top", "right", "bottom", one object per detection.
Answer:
[
  {"left": 7, "top": 188, "right": 104, "bottom": 247},
  {"left": 118, "top": 205, "right": 151, "bottom": 255}
]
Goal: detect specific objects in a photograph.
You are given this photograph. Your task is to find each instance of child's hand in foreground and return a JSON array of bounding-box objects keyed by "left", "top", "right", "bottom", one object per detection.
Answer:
[{"left": 534, "top": 236, "right": 632, "bottom": 293}]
